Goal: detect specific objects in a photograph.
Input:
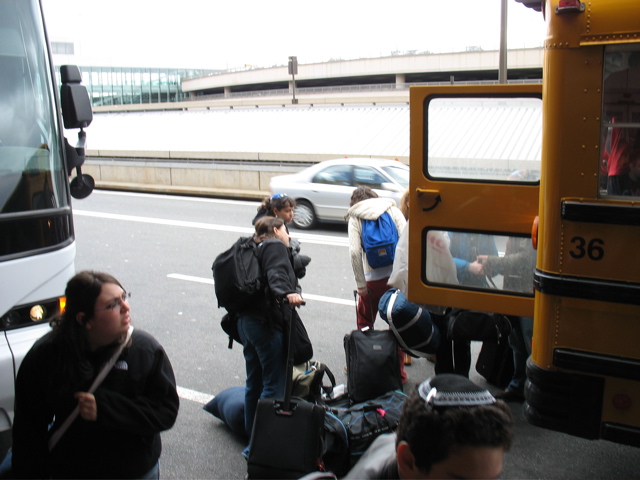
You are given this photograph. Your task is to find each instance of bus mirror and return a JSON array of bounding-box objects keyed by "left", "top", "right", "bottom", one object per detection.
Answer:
[
  {"left": 65, "top": 130, "right": 95, "bottom": 199},
  {"left": 60, "top": 65, "right": 92, "bottom": 129},
  {"left": 65, "top": 134, "right": 84, "bottom": 173},
  {"left": 60, "top": 65, "right": 95, "bottom": 198},
  {"left": 70, "top": 166, "right": 95, "bottom": 200}
]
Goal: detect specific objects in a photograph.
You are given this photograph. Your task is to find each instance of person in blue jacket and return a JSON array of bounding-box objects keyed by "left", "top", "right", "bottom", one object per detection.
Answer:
[{"left": 448, "top": 232, "right": 498, "bottom": 288}]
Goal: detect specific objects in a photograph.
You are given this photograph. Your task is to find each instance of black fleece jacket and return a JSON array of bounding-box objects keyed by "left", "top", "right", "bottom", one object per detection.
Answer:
[{"left": 12, "top": 329, "right": 179, "bottom": 479}]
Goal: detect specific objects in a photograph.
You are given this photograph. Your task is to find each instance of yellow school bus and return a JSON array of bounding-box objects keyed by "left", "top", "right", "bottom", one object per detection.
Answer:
[{"left": 408, "top": 0, "right": 640, "bottom": 446}]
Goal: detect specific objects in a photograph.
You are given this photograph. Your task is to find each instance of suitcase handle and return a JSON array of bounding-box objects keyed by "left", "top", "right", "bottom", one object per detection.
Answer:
[
  {"left": 281, "top": 299, "right": 305, "bottom": 412},
  {"left": 274, "top": 399, "right": 297, "bottom": 416}
]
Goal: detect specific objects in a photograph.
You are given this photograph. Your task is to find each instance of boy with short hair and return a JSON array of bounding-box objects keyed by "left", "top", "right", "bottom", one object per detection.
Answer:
[{"left": 344, "top": 374, "right": 515, "bottom": 480}]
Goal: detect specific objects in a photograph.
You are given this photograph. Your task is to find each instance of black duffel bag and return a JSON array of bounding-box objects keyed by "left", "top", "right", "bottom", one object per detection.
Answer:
[
  {"left": 447, "top": 309, "right": 512, "bottom": 343},
  {"left": 321, "top": 389, "right": 407, "bottom": 476}
]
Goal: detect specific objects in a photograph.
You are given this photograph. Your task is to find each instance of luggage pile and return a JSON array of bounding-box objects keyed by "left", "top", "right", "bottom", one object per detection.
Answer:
[
  {"left": 210, "top": 230, "right": 516, "bottom": 479},
  {"left": 246, "top": 298, "right": 409, "bottom": 479}
]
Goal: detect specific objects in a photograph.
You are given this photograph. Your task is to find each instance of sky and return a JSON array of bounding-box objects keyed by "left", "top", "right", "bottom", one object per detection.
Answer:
[{"left": 42, "top": 0, "right": 546, "bottom": 71}]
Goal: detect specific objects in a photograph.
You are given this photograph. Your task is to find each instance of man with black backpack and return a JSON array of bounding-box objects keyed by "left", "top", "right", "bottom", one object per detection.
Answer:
[{"left": 214, "top": 217, "right": 307, "bottom": 460}]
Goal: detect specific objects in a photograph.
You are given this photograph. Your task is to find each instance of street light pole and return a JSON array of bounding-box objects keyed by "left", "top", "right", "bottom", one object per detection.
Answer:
[
  {"left": 288, "top": 56, "right": 298, "bottom": 104},
  {"left": 499, "top": 0, "right": 508, "bottom": 84}
]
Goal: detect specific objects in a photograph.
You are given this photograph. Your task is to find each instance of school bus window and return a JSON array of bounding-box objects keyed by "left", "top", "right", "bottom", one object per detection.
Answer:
[
  {"left": 426, "top": 97, "right": 541, "bottom": 183},
  {"left": 600, "top": 44, "right": 640, "bottom": 198},
  {"left": 425, "top": 230, "right": 536, "bottom": 296}
]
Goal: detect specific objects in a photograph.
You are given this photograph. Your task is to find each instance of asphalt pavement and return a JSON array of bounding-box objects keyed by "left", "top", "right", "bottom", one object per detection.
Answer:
[{"left": 2, "top": 191, "right": 638, "bottom": 479}]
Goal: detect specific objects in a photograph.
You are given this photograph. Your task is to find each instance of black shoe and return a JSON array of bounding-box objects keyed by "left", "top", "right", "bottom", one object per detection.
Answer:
[{"left": 494, "top": 389, "right": 525, "bottom": 403}]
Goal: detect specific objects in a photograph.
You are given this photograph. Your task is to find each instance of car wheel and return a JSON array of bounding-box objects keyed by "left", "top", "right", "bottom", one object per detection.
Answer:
[{"left": 293, "top": 200, "right": 317, "bottom": 230}]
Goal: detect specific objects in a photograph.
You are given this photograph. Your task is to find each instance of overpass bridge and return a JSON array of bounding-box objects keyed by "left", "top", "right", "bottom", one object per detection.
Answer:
[{"left": 83, "top": 48, "right": 542, "bottom": 199}]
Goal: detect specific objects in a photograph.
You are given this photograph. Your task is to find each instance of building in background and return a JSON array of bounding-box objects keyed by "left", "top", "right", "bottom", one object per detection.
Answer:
[{"left": 50, "top": 41, "right": 218, "bottom": 106}]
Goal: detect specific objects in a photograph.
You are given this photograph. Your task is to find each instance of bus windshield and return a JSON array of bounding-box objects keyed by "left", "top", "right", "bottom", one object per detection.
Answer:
[{"left": 0, "top": 0, "right": 72, "bottom": 259}]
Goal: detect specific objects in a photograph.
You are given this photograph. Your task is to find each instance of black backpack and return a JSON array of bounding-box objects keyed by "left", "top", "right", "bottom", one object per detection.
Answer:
[{"left": 212, "top": 236, "right": 265, "bottom": 345}]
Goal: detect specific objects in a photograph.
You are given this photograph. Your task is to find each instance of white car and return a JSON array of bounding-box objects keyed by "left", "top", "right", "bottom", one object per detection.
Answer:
[{"left": 270, "top": 158, "right": 409, "bottom": 230}]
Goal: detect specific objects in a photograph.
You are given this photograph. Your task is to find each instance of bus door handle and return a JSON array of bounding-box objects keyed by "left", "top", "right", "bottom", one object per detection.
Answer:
[{"left": 416, "top": 188, "right": 442, "bottom": 212}]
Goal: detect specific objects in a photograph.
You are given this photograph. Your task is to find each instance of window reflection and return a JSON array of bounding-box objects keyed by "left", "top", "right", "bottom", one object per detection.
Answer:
[
  {"left": 354, "top": 166, "right": 387, "bottom": 189},
  {"left": 426, "top": 230, "right": 536, "bottom": 295},
  {"left": 426, "top": 97, "right": 542, "bottom": 182},
  {"left": 601, "top": 45, "right": 640, "bottom": 198}
]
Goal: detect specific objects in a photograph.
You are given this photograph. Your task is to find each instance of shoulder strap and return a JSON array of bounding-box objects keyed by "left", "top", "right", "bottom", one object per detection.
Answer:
[
  {"left": 384, "top": 290, "right": 434, "bottom": 358},
  {"left": 48, "top": 325, "right": 134, "bottom": 451}
]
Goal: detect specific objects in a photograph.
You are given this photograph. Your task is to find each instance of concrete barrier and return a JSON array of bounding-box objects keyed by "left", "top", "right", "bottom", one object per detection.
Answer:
[{"left": 84, "top": 150, "right": 409, "bottom": 199}]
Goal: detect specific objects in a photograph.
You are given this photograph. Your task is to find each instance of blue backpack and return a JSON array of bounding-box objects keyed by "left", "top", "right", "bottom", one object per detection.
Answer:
[{"left": 361, "top": 211, "right": 398, "bottom": 268}]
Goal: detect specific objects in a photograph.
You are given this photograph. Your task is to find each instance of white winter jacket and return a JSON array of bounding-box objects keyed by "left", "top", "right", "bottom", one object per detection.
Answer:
[{"left": 346, "top": 197, "right": 406, "bottom": 289}]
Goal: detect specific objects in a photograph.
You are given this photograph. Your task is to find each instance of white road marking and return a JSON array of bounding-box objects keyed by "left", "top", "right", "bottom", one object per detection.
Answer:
[
  {"left": 167, "top": 273, "right": 354, "bottom": 306},
  {"left": 168, "top": 273, "right": 214, "bottom": 285},
  {"left": 177, "top": 386, "right": 212, "bottom": 405},
  {"left": 89, "top": 189, "right": 259, "bottom": 206},
  {"left": 74, "top": 210, "right": 348, "bottom": 246}
]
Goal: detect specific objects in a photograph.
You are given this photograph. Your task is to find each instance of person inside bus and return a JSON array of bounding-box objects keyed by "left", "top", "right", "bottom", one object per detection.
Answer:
[
  {"left": 434, "top": 232, "right": 498, "bottom": 377},
  {"left": 477, "top": 236, "right": 537, "bottom": 402},
  {"left": 607, "top": 148, "right": 640, "bottom": 197},
  {"left": 11, "top": 271, "right": 179, "bottom": 480},
  {"left": 252, "top": 193, "right": 311, "bottom": 278},
  {"left": 343, "top": 373, "right": 515, "bottom": 480}
]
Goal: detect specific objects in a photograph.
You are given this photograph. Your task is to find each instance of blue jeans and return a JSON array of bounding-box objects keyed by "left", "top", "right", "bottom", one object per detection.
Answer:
[
  {"left": 237, "top": 313, "right": 287, "bottom": 440},
  {"left": 139, "top": 461, "right": 159, "bottom": 479},
  {"left": 0, "top": 451, "right": 12, "bottom": 479}
]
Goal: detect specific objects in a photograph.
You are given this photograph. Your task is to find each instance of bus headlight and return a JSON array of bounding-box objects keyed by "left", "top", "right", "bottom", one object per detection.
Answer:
[{"left": 29, "top": 304, "right": 46, "bottom": 322}]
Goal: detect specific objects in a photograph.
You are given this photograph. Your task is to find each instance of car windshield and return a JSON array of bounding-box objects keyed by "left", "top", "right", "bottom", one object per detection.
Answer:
[{"left": 381, "top": 165, "right": 409, "bottom": 187}]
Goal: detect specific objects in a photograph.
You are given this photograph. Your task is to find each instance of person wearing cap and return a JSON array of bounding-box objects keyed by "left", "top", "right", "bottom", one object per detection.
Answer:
[
  {"left": 343, "top": 374, "right": 515, "bottom": 480},
  {"left": 252, "top": 192, "right": 311, "bottom": 278}
]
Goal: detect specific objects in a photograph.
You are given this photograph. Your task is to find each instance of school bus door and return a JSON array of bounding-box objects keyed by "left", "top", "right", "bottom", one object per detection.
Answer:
[{"left": 407, "top": 84, "right": 542, "bottom": 317}]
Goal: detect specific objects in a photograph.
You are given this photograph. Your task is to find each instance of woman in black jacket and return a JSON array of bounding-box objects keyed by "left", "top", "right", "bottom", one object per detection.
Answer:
[
  {"left": 11, "top": 271, "right": 179, "bottom": 479},
  {"left": 237, "top": 216, "right": 305, "bottom": 456}
]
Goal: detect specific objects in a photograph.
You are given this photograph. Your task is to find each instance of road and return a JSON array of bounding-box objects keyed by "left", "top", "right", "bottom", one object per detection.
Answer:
[{"left": 70, "top": 190, "right": 639, "bottom": 479}]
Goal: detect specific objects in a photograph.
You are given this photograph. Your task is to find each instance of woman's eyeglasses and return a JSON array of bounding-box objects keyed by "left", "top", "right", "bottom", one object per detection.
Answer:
[{"left": 98, "top": 292, "right": 131, "bottom": 312}]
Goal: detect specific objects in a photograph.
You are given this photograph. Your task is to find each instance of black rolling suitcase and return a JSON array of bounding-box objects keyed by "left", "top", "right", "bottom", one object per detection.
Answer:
[
  {"left": 345, "top": 290, "right": 402, "bottom": 404},
  {"left": 247, "top": 302, "right": 325, "bottom": 479},
  {"left": 344, "top": 328, "right": 402, "bottom": 404}
]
